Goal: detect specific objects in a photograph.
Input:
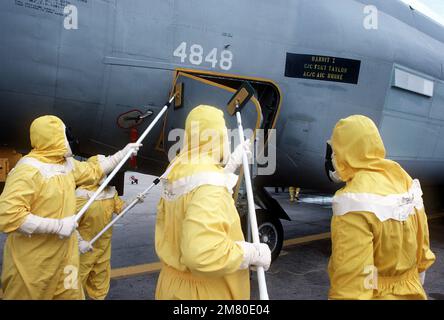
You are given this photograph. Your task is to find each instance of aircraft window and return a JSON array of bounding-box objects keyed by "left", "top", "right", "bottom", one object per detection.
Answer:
[{"left": 393, "top": 68, "right": 434, "bottom": 97}]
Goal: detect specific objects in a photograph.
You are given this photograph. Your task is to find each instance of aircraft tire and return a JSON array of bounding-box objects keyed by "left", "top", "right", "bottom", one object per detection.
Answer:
[{"left": 240, "top": 209, "right": 284, "bottom": 262}]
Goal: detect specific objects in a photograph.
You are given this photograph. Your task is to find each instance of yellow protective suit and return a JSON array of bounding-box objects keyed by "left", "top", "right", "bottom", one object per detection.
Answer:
[
  {"left": 328, "top": 115, "right": 436, "bottom": 300},
  {"left": 0, "top": 115, "right": 104, "bottom": 300},
  {"left": 76, "top": 164, "right": 124, "bottom": 300},
  {"left": 289, "top": 186, "right": 300, "bottom": 202},
  {"left": 155, "top": 105, "right": 249, "bottom": 300}
]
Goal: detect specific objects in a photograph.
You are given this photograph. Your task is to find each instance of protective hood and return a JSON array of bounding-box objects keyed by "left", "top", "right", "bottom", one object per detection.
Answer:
[
  {"left": 331, "top": 115, "right": 412, "bottom": 195},
  {"left": 28, "top": 115, "right": 71, "bottom": 164},
  {"left": 167, "top": 105, "right": 229, "bottom": 182}
]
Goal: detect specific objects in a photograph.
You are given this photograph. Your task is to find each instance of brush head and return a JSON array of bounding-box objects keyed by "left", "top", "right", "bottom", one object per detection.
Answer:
[
  {"left": 174, "top": 82, "right": 183, "bottom": 109},
  {"left": 227, "top": 82, "right": 255, "bottom": 116}
]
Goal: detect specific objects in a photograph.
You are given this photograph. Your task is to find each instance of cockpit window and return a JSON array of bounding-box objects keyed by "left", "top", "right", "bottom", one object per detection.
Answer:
[{"left": 399, "top": 0, "right": 444, "bottom": 26}]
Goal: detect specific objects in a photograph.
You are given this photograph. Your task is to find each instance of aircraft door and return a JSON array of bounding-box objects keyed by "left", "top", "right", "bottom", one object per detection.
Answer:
[
  {"left": 159, "top": 71, "right": 262, "bottom": 158},
  {"left": 156, "top": 70, "right": 286, "bottom": 262}
]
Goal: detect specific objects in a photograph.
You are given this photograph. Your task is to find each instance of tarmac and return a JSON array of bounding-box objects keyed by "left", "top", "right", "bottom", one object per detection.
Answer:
[{"left": 1, "top": 172, "right": 443, "bottom": 300}]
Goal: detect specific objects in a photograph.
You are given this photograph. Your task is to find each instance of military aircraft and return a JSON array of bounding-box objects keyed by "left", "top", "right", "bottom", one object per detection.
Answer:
[{"left": 1, "top": 0, "right": 444, "bottom": 259}]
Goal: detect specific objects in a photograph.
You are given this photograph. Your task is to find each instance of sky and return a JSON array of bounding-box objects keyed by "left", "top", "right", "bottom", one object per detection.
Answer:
[{"left": 400, "top": 0, "right": 444, "bottom": 26}]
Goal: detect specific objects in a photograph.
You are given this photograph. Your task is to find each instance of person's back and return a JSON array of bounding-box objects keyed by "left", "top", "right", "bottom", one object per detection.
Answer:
[
  {"left": 0, "top": 115, "right": 141, "bottom": 300},
  {"left": 154, "top": 105, "right": 251, "bottom": 300},
  {"left": 155, "top": 163, "right": 249, "bottom": 300},
  {"left": 75, "top": 155, "right": 125, "bottom": 300},
  {"left": 76, "top": 183, "right": 124, "bottom": 299},
  {"left": 327, "top": 115, "right": 435, "bottom": 300},
  {"left": 0, "top": 116, "right": 104, "bottom": 299}
]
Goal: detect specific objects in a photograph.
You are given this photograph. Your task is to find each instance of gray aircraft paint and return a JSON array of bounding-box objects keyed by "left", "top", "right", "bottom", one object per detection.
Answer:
[{"left": 1, "top": 0, "right": 444, "bottom": 193}]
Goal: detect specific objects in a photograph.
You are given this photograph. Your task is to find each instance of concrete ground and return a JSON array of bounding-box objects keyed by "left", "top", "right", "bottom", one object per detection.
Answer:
[{"left": 1, "top": 172, "right": 443, "bottom": 300}]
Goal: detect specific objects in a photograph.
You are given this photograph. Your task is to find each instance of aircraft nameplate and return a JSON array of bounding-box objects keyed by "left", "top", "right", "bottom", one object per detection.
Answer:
[{"left": 285, "top": 53, "right": 361, "bottom": 84}]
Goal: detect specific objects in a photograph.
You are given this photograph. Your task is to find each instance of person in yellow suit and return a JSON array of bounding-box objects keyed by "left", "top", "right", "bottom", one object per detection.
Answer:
[
  {"left": 326, "top": 115, "right": 436, "bottom": 300},
  {"left": 155, "top": 105, "right": 271, "bottom": 300},
  {"left": 289, "top": 186, "right": 300, "bottom": 203},
  {"left": 75, "top": 156, "right": 125, "bottom": 300},
  {"left": 0, "top": 115, "right": 140, "bottom": 300}
]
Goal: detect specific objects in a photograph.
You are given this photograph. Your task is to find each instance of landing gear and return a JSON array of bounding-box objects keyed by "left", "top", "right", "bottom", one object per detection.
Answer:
[
  {"left": 257, "top": 210, "right": 284, "bottom": 262},
  {"left": 241, "top": 209, "right": 284, "bottom": 262}
]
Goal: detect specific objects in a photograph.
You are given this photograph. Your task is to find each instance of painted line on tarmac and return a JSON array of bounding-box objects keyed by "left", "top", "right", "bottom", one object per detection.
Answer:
[
  {"left": 0, "top": 232, "right": 330, "bottom": 298},
  {"left": 109, "top": 212, "right": 444, "bottom": 280},
  {"left": 280, "top": 212, "right": 444, "bottom": 249},
  {"left": 111, "top": 261, "right": 162, "bottom": 280},
  {"left": 2, "top": 212, "right": 443, "bottom": 296},
  {"left": 109, "top": 232, "right": 333, "bottom": 280},
  {"left": 283, "top": 232, "right": 331, "bottom": 247}
]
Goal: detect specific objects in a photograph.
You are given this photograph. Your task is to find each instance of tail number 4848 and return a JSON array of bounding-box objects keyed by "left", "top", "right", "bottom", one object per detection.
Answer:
[{"left": 173, "top": 42, "right": 233, "bottom": 71}]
